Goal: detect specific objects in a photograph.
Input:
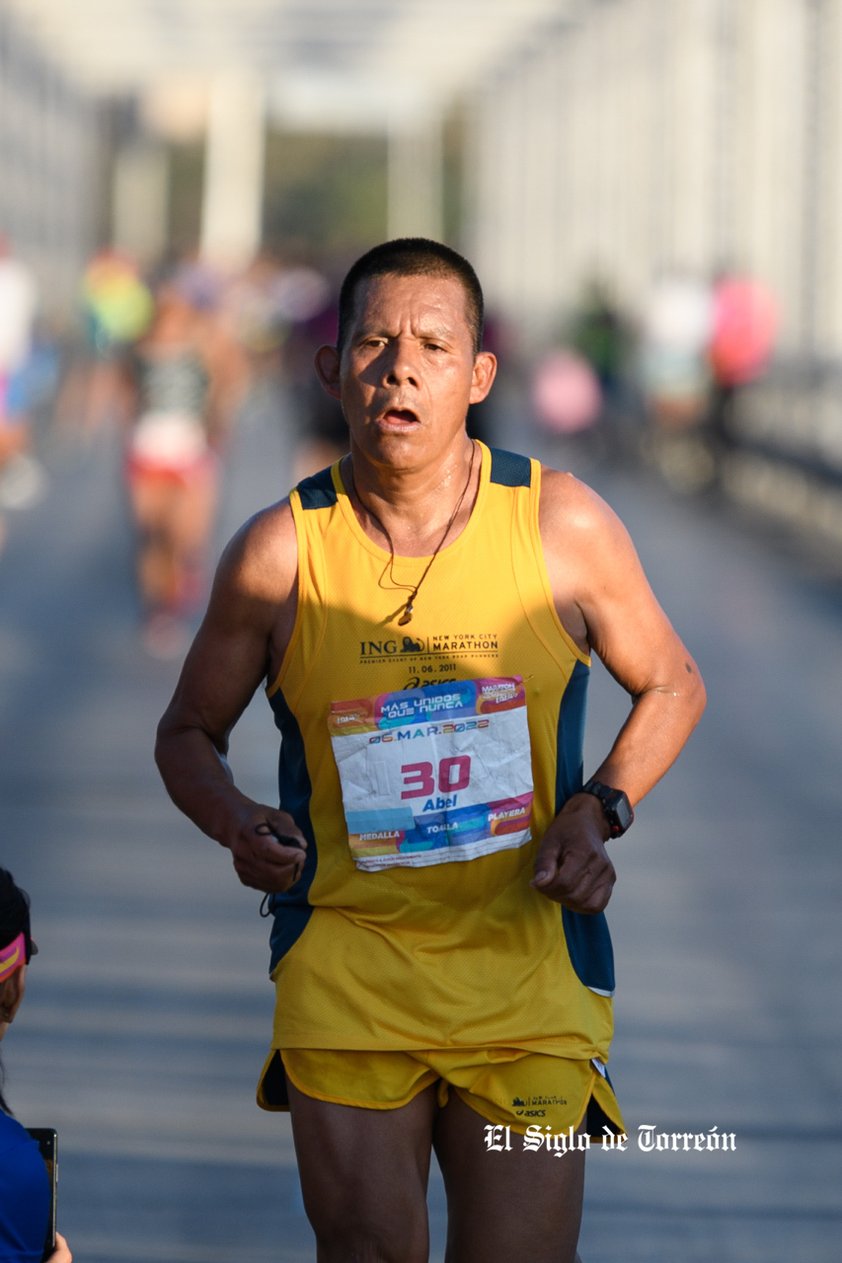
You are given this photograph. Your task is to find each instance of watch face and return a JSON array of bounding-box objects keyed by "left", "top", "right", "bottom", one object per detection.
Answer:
[
  {"left": 611, "top": 793, "right": 633, "bottom": 831},
  {"left": 584, "top": 780, "right": 634, "bottom": 835}
]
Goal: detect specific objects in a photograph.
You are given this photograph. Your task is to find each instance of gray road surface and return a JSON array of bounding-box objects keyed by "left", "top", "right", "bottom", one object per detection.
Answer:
[{"left": 1, "top": 398, "right": 840, "bottom": 1262}]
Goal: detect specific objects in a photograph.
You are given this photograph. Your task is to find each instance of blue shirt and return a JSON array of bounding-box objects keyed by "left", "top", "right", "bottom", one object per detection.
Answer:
[{"left": 0, "top": 1112, "right": 50, "bottom": 1262}]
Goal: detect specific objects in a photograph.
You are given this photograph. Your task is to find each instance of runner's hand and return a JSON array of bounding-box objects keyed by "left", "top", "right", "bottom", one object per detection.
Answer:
[
  {"left": 226, "top": 809, "right": 307, "bottom": 892},
  {"left": 531, "top": 799, "right": 615, "bottom": 913}
]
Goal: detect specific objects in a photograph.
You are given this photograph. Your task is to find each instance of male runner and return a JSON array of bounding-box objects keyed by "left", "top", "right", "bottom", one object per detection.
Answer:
[{"left": 155, "top": 238, "right": 706, "bottom": 1263}]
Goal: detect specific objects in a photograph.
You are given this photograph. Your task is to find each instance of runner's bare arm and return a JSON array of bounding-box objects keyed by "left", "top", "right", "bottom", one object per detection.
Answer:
[
  {"left": 155, "top": 501, "right": 307, "bottom": 892},
  {"left": 532, "top": 469, "right": 706, "bottom": 912}
]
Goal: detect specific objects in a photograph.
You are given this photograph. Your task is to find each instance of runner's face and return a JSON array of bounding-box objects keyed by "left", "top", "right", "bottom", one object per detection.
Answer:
[{"left": 327, "top": 273, "right": 494, "bottom": 469}]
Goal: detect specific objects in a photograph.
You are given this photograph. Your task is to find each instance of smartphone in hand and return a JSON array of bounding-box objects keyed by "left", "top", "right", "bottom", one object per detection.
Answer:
[{"left": 26, "top": 1127, "right": 57, "bottom": 1261}]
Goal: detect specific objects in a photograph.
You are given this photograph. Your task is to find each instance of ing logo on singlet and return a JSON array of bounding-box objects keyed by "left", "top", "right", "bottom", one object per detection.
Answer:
[
  {"left": 359, "top": 637, "right": 426, "bottom": 657},
  {"left": 358, "top": 632, "right": 501, "bottom": 689}
]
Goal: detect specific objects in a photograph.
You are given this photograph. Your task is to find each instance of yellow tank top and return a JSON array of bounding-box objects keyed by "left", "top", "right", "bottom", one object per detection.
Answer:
[{"left": 265, "top": 442, "right": 615, "bottom": 1061}]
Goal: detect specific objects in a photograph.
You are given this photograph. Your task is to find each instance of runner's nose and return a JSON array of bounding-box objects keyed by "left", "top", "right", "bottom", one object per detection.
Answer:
[{"left": 381, "top": 339, "right": 420, "bottom": 387}]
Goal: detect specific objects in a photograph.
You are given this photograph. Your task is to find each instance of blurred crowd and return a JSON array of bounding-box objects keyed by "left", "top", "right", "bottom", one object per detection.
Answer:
[
  {"left": 528, "top": 269, "right": 777, "bottom": 490},
  {"left": 0, "top": 235, "right": 353, "bottom": 655},
  {"left": 0, "top": 230, "right": 780, "bottom": 655}
]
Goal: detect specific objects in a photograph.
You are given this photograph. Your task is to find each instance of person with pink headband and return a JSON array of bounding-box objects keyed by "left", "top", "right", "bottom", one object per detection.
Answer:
[{"left": 0, "top": 869, "right": 72, "bottom": 1262}]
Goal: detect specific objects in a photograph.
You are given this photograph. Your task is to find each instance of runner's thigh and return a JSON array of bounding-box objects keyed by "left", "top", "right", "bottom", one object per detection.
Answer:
[
  {"left": 434, "top": 1091, "right": 586, "bottom": 1263},
  {"left": 287, "top": 1077, "right": 438, "bottom": 1263}
]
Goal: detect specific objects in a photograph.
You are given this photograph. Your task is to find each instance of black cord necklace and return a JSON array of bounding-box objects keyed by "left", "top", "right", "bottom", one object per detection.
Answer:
[{"left": 351, "top": 441, "right": 478, "bottom": 626}]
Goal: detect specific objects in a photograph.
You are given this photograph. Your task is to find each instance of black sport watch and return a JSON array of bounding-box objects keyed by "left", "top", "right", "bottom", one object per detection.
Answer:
[{"left": 580, "top": 779, "right": 634, "bottom": 838}]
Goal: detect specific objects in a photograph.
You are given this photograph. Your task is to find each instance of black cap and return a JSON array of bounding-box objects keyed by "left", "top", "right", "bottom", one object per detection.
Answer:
[{"left": 0, "top": 868, "right": 37, "bottom": 964}]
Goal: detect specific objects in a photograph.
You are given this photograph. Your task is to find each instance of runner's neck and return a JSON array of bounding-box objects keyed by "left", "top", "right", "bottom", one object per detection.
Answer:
[{"left": 343, "top": 440, "right": 480, "bottom": 556}]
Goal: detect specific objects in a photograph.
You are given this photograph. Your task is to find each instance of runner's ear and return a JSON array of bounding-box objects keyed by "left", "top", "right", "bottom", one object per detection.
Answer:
[
  {"left": 469, "top": 351, "right": 497, "bottom": 405},
  {"left": 315, "top": 345, "right": 341, "bottom": 399}
]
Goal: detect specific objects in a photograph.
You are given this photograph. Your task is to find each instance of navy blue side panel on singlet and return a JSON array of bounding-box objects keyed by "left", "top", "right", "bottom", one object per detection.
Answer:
[
  {"left": 562, "top": 905, "right": 615, "bottom": 996},
  {"left": 555, "top": 657, "right": 589, "bottom": 806},
  {"left": 555, "top": 659, "right": 615, "bottom": 996},
  {"left": 266, "top": 687, "right": 317, "bottom": 972}
]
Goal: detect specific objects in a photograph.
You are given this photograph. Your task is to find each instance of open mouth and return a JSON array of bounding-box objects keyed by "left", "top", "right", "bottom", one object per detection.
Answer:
[{"left": 382, "top": 407, "right": 419, "bottom": 425}]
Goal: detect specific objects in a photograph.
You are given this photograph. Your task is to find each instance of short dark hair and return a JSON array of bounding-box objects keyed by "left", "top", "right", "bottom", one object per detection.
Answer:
[{"left": 337, "top": 238, "right": 485, "bottom": 354}]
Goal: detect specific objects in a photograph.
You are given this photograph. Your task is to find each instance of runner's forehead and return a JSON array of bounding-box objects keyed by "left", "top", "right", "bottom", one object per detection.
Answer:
[{"left": 349, "top": 274, "right": 473, "bottom": 340}]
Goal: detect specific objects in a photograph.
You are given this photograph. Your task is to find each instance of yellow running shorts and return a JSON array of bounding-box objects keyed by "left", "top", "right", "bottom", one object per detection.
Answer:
[{"left": 258, "top": 1046, "right": 625, "bottom": 1139}]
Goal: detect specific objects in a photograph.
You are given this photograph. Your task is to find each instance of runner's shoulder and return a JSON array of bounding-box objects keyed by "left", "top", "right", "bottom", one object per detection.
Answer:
[
  {"left": 217, "top": 497, "right": 297, "bottom": 602},
  {"left": 538, "top": 464, "right": 621, "bottom": 540}
]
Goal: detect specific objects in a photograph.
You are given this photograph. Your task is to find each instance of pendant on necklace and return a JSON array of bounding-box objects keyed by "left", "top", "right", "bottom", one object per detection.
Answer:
[{"left": 397, "top": 601, "right": 414, "bottom": 626}]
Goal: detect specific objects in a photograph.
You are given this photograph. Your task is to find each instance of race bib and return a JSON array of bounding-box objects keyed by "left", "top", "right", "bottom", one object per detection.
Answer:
[{"left": 328, "top": 677, "right": 534, "bottom": 871}]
